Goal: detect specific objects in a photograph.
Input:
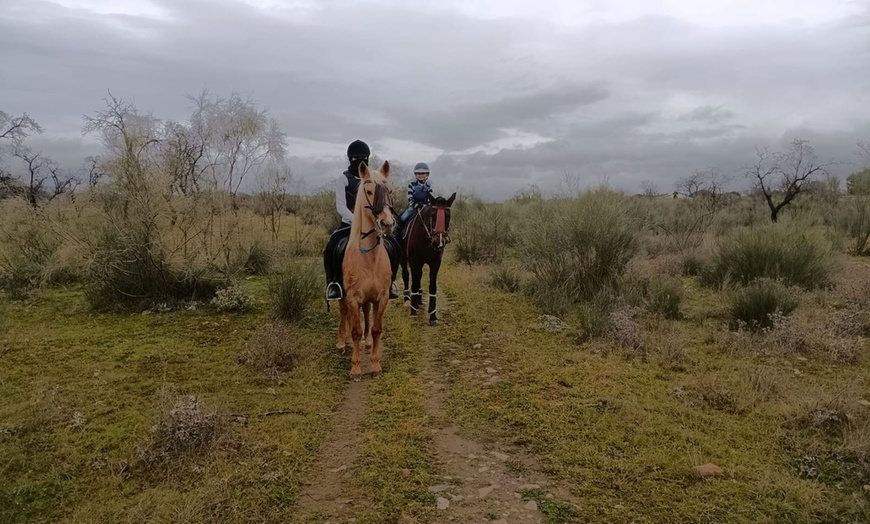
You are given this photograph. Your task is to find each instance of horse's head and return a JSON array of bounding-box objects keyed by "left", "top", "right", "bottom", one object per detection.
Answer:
[
  {"left": 358, "top": 160, "right": 395, "bottom": 237},
  {"left": 421, "top": 192, "right": 456, "bottom": 250}
]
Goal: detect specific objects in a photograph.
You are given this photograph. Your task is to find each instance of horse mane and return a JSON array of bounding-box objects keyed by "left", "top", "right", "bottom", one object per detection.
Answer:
[
  {"left": 430, "top": 196, "right": 448, "bottom": 206},
  {"left": 347, "top": 166, "right": 386, "bottom": 252}
]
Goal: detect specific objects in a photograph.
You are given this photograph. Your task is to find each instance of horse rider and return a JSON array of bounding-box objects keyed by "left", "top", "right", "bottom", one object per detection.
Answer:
[
  {"left": 323, "top": 139, "right": 399, "bottom": 301},
  {"left": 396, "top": 162, "right": 434, "bottom": 239}
]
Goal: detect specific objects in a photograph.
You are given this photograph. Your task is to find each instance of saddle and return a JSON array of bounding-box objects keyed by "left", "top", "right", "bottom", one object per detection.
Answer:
[{"left": 332, "top": 235, "right": 399, "bottom": 274}]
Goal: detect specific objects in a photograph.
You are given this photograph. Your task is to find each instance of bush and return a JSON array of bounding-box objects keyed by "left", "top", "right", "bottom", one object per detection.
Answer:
[
  {"left": 238, "top": 323, "right": 299, "bottom": 378},
  {"left": 136, "top": 385, "right": 227, "bottom": 470},
  {"left": 452, "top": 197, "right": 515, "bottom": 264},
  {"left": 648, "top": 278, "right": 684, "bottom": 320},
  {"left": 704, "top": 223, "right": 835, "bottom": 290},
  {"left": 85, "top": 231, "right": 224, "bottom": 311},
  {"left": 0, "top": 198, "right": 64, "bottom": 297},
  {"left": 298, "top": 191, "right": 341, "bottom": 232},
  {"left": 243, "top": 242, "right": 273, "bottom": 275},
  {"left": 605, "top": 306, "right": 645, "bottom": 352},
  {"left": 522, "top": 188, "right": 640, "bottom": 313},
  {"left": 270, "top": 261, "right": 320, "bottom": 321},
  {"left": 834, "top": 195, "right": 870, "bottom": 256},
  {"left": 490, "top": 264, "right": 522, "bottom": 293},
  {"left": 210, "top": 285, "right": 255, "bottom": 312},
  {"left": 729, "top": 278, "right": 799, "bottom": 329},
  {"left": 575, "top": 295, "right": 614, "bottom": 343}
]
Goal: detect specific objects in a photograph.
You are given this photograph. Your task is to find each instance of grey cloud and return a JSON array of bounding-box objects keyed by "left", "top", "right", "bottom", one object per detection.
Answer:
[
  {"left": 392, "top": 83, "right": 610, "bottom": 150},
  {"left": 680, "top": 105, "right": 737, "bottom": 124},
  {"left": 2, "top": 0, "right": 869, "bottom": 199}
]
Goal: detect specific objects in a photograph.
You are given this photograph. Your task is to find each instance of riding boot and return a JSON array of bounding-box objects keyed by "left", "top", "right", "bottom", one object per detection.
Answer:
[{"left": 324, "top": 251, "right": 343, "bottom": 301}]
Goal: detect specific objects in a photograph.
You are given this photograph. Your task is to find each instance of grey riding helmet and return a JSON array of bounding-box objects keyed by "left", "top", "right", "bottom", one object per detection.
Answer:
[{"left": 413, "top": 162, "right": 430, "bottom": 174}]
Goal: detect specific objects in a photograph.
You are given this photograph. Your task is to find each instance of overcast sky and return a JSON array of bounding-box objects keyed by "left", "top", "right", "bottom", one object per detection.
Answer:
[{"left": 2, "top": 0, "right": 869, "bottom": 200}]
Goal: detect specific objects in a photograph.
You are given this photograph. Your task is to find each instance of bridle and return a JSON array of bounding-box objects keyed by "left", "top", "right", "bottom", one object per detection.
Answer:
[
  {"left": 358, "top": 179, "right": 393, "bottom": 253},
  {"left": 418, "top": 205, "right": 451, "bottom": 251}
]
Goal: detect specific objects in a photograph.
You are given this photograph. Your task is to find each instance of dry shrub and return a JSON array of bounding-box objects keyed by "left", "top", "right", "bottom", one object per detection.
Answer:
[
  {"left": 238, "top": 323, "right": 300, "bottom": 380},
  {"left": 522, "top": 188, "right": 639, "bottom": 314},
  {"left": 742, "top": 366, "right": 779, "bottom": 403},
  {"left": 490, "top": 264, "right": 522, "bottom": 293},
  {"left": 728, "top": 278, "right": 800, "bottom": 330},
  {"left": 210, "top": 284, "right": 255, "bottom": 312},
  {"left": 269, "top": 261, "right": 320, "bottom": 321},
  {"left": 659, "top": 345, "right": 690, "bottom": 370},
  {"left": 704, "top": 223, "right": 836, "bottom": 290},
  {"left": 135, "top": 385, "right": 228, "bottom": 471},
  {"left": 605, "top": 306, "right": 645, "bottom": 353},
  {"left": 669, "top": 377, "right": 739, "bottom": 413}
]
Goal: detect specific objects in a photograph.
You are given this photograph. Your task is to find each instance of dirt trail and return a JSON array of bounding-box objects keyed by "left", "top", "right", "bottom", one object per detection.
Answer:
[
  {"left": 422, "top": 364, "right": 545, "bottom": 523},
  {"left": 292, "top": 346, "right": 373, "bottom": 523},
  {"left": 294, "top": 298, "right": 579, "bottom": 523},
  {"left": 419, "top": 301, "right": 577, "bottom": 523}
]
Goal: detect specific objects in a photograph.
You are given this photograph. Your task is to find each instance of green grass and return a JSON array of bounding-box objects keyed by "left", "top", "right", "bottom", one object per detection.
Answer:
[
  {"left": 0, "top": 275, "right": 347, "bottom": 524},
  {"left": 435, "top": 263, "right": 870, "bottom": 523}
]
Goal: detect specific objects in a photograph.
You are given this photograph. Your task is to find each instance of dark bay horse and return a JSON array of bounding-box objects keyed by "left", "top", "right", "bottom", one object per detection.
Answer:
[{"left": 398, "top": 193, "right": 456, "bottom": 325}]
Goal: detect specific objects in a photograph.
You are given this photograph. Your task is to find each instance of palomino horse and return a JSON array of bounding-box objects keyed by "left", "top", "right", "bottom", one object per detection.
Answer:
[
  {"left": 399, "top": 193, "right": 456, "bottom": 325},
  {"left": 335, "top": 160, "right": 395, "bottom": 381}
]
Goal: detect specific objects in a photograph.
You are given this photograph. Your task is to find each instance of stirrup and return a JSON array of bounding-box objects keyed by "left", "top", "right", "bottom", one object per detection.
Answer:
[{"left": 326, "top": 282, "right": 344, "bottom": 301}]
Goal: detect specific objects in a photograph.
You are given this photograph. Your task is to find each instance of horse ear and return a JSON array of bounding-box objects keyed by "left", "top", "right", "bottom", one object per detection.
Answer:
[
  {"left": 446, "top": 192, "right": 457, "bottom": 206},
  {"left": 381, "top": 160, "right": 390, "bottom": 178},
  {"left": 359, "top": 161, "right": 370, "bottom": 180}
]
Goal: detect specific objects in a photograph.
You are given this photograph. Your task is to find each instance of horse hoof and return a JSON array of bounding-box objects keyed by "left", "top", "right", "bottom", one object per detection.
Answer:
[
  {"left": 371, "top": 371, "right": 382, "bottom": 379},
  {"left": 351, "top": 374, "right": 361, "bottom": 383},
  {"left": 429, "top": 319, "right": 437, "bottom": 326},
  {"left": 336, "top": 341, "right": 346, "bottom": 350}
]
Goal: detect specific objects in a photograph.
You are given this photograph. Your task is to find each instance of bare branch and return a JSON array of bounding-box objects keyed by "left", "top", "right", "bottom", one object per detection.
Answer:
[{"left": 745, "top": 138, "right": 834, "bottom": 222}]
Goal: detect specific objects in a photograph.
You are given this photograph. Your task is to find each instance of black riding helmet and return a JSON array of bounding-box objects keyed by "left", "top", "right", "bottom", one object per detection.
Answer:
[
  {"left": 346, "top": 140, "right": 370, "bottom": 177},
  {"left": 347, "top": 139, "right": 370, "bottom": 160}
]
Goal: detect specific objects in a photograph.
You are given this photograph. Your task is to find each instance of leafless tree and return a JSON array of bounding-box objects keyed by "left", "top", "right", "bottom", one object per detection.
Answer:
[
  {"left": 746, "top": 137, "right": 835, "bottom": 223},
  {"left": 256, "top": 162, "right": 292, "bottom": 242},
  {"left": 0, "top": 111, "right": 43, "bottom": 147},
  {"left": 675, "top": 167, "right": 728, "bottom": 199},
  {"left": 859, "top": 139, "right": 870, "bottom": 169},
  {"left": 14, "top": 148, "right": 49, "bottom": 208},
  {"left": 640, "top": 179, "right": 658, "bottom": 197},
  {"left": 189, "top": 90, "right": 286, "bottom": 206},
  {"left": 47, "top": 164, "right": 80, "bottom": 202},
  {"left": 84, "top": 156, "right": 105, "bottom": 189},
  {"left": 558, "top": 169, "right": 583, "bottom": 197}
]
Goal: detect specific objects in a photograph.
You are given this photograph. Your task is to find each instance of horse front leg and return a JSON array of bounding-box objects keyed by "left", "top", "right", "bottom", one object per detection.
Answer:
[
  {"left": 347, "top": 297, "right": 364, "bottom": 381},
  {"left": 370, "top": 296, "right": 388, "bottom": 377},
  {"left": 428, "top": 259, "right": 442, "bottom": 326},
  {"left": 363, "top": 302, "right": 373, "bottom": 349},
  {"left": 410, "top": 260, "right": 424, "bottom": 316}
]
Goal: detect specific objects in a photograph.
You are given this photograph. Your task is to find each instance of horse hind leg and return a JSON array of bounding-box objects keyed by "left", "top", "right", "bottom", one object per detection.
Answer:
[
  {"left": 401, "top": 257, "right": 410, "bottom": 307},
  {"left": 336, "top": 299, "right": 349, "bottom": 351},
  {"left": 410, "top": 260, "right": 424, "bottom": 316}
]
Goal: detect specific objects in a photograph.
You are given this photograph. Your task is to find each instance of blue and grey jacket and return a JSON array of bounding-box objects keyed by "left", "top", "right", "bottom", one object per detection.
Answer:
[{"left": 407, "top": 180, "right": 433, "bottom": 208}]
